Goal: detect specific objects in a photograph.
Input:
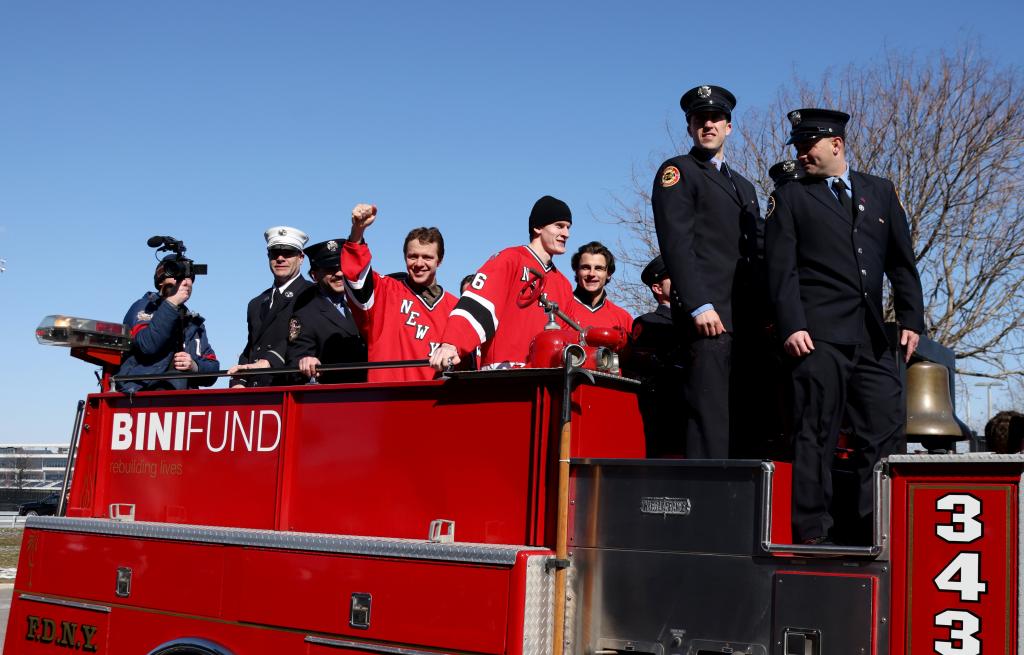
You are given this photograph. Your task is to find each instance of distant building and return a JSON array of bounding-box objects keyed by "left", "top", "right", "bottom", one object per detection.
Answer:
[{"left": 0, "top": 444, "right": 70, "bottom": 490}]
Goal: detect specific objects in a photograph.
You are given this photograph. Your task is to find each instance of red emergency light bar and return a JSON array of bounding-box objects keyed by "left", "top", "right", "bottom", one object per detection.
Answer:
[{"left": 36, "top": 314, "right": 131, "bottom": 351}]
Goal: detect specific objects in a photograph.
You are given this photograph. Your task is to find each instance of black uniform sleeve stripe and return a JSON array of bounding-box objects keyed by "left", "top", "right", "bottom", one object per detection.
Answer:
[{"left": 452, "top": 294, "right": 497, "bottom": 342}]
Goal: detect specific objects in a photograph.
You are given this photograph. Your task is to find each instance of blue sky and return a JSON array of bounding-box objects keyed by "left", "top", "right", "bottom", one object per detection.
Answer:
[{"left": 2, "top": 1, "right": 1021, "bottom": 441}]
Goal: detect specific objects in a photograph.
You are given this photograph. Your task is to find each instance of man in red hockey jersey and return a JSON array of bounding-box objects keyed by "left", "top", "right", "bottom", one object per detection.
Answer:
[
  {"left": 429, "top": 195, "right": 578, "bottom": 371},
  {"left": 343, "top": 203, "right": 459, "bottom": 382},
  {"left": 570, "top": 241, "right": 632, "bottom": 332}
]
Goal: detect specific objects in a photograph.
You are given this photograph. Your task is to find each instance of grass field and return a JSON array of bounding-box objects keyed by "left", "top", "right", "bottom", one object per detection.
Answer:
[{"left": 0, "top": 529, "right": 22, "bottom": 579}]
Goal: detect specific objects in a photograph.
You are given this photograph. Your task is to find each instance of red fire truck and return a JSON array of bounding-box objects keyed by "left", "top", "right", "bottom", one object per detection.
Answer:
[{"left": 5, "top": 314, "right": 1019, "bottom": 654}]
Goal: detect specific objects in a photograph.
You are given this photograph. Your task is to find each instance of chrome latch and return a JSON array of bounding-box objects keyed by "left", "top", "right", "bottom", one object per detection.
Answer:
[
  {"left": 783, "top": 628, "right": 821, "bottom": 655},
  {"left": 427, "top": 519, "right": 455, "bottom": 543},
  {"left": 115, "top": 567, "right": 132, "bottom": 597},
  {"left": 108, "top": 503, "right": 136, "bottom": 522},
  {"left": 349, "top": 592, "right": 371, "bottom": 629}
]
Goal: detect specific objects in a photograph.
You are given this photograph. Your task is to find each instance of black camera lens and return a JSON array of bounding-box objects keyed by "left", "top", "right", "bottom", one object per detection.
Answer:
[{"left": 162, "top": 260, "right": 185, "bottom": 279}]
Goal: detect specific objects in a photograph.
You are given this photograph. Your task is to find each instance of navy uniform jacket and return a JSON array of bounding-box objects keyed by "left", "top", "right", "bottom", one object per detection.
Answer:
[
  {"left": 629, "top": 305, "right": 679, "bottom": 372},
  {"left": 237, "top": 276, "right": 313, "bottom": 386},
  {"left": 116, "top": 292, "right": 219, "bottom": 393},
  {"left": 286, "top": 287, "right": 367, "bottom": 384},
  {"left": 652, "top": 147, "right": 762, "bottom": 332},
  {"left": 765, "top": 171, "right": 924, "bottom": 345}
]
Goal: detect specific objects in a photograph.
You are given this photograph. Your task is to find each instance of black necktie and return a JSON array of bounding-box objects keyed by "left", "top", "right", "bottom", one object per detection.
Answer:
[
  {"left": 719, "top": 161, "right": 742, "bottom": 202},
  {"left": 831, "top": 178, "right": 854, "bottom": 220},
  {"left": 260, "top": 288, "right": 277, "bottom": 320}
]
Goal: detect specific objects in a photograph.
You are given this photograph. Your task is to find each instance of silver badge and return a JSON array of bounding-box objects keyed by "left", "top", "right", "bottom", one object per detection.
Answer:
[
  {"left": 857, "top": 204, "right": 865, "bottom": 212},
  {"left": 782, "top": 161, "right": 796, "bottom": 173},
  {"left": 327, "top": 240, "right": 339, "bottom": 251},
  {"left": 789, "top": 110, "right": 802, "bottom": 126},
  {"left": 640, "top": 496, "right": 691, "bottom": 516},
  {"left": 136, "top": 311, "right": 153, "bottom": 321},
  {"left": 285, "top": 290, "right": 293, "bottom": 298},
  {"left": 697, "top": 85, "right": 712, "bottom": 99},
  {"left": 278, "top": 228, "right": 287, "bottom": 236}
]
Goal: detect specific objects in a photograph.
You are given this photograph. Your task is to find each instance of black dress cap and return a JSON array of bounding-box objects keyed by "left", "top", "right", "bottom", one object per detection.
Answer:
[
  {"left": 786, "top": 108, "right": 850, "bottom": 144},
  {"left": 680, "top": 85, "right": 737, "bottom": 119},
  {"left": 304, "top": 239, "right": 346, "bottom": 270},
  {"left": 768, "top": 160, "right": 806, "bottom": 187},
  {"left": 641, "top": 255, "right": 668, "bottom": 286}
]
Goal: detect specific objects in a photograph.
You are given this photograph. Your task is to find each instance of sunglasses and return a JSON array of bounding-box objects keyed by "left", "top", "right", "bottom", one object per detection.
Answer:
[{"left": 268, "top": 249, "right": 301, "bottom": 259}]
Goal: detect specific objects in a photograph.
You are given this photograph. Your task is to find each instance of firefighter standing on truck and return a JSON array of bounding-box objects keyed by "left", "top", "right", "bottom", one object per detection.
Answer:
[
  {"left": 116, "top": 256, "right": 219, "bottom": 393},
  {"left": 651, "top": 84, "right": 762, "bottom": 459},
  {"left": 342, "top": 203, "right": 458, "bottom": 382},
  {"left": 765, "top": 107, "right": 924, "bottom": 545},
  {"left": 429, "top": 195, "right": 579, "bottom": 371}
]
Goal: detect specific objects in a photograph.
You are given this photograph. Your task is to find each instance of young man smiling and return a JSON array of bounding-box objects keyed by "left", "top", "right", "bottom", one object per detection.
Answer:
[
  {"left": 570, "top": 241, "right": 632, "bottom": 333},
  {"left": 429, "top": 195, "right": 578, "bottom": 371},
  {"left": 342, "top": 203, "right": 458, "bottom": 382},
  {"left": 652, "top": 84, "right": 762, "bottom": 459}
]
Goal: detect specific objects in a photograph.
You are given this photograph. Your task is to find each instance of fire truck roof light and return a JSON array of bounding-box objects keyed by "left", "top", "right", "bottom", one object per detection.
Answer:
[{"left": 35, "top": 314, "right": 132, "bottom": 351}]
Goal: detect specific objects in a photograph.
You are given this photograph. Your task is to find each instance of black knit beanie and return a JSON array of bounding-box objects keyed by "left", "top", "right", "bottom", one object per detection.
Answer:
[{"left": 528, "top": 195, "right": 572, "bottom": 231}]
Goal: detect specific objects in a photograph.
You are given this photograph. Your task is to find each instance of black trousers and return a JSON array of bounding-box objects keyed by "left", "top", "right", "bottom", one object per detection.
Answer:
[
  {"left": 789, "top": 338, "right": 903, "bottom": 542},
  {"left": 682, "top": 333, "right": 733, "bottom": 459}
]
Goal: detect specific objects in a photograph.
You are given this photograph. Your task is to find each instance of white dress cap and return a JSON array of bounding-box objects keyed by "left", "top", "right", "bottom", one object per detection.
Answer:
[{"left": 264, "top": 226, "right": 309, "bottom": 251}]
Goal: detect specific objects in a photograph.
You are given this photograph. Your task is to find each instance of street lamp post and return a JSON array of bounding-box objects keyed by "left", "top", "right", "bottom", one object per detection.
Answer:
[{"left": 975, "top": 381, "right": 1004, "bottom": 424}]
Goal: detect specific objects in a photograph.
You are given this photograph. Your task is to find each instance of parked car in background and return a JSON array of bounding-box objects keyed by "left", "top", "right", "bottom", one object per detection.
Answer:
[{"left": 17, "top": 493, "right": 59, "bottom": 516}]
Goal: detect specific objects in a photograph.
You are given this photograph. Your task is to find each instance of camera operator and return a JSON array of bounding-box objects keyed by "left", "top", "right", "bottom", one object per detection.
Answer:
[{"left": 116, "top": 243, "right": 219, "bottom": 393}]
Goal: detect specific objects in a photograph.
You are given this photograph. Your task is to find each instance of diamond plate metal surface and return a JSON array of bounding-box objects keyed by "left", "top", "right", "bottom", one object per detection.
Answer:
[
  {"left": 25, "top": 517, "right": 543, "bottom": 566},
  {"left": 889, "top": 453, "right": 1024, "bottom": 463},
  {"left": 521, "top": 554, "right": 554, "bottom": 655}
]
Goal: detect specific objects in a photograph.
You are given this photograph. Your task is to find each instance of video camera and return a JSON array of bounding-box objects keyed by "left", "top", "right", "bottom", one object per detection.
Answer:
[{"left": 148, "top": 235, "right": 208, "bottom": 280}]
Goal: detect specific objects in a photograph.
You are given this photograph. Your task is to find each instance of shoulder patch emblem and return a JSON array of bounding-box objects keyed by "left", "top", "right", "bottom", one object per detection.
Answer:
[
  {"left": 136, "top": 311, "right": 153, "bottom": 322},
  {"left": 660, "top": 165, "right": 681, "bottom": 188},
  {"left": 765, "top": 196, "right": 776, "bottom": 220},
  {"left": 288, "top": 318, "right": 301, "bottom": 342}
]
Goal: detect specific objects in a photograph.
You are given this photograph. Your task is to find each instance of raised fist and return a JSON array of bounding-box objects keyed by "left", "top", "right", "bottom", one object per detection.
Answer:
[{"left": 351, "top": 203, "right": 377, "bottom": 229}]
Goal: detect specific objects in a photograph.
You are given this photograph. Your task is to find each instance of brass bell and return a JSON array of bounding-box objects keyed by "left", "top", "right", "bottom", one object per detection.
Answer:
[{"left": 905, "top": 361, "right": 966, "bottom": 447}]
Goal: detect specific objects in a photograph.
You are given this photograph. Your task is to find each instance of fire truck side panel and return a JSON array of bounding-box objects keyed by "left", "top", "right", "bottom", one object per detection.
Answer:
[
  {"left": 229, "top": 549, "right": 512, "bottom": 653},
  {"left": 569, "top": 460, "right": 892, "bottom": 655},
  {"left": 280, "top": 382, "right": 551, "bottom": 544},
  {"left": 887, "top": 456, "right": 1021, "bottom": 655},
  {"left": 7, "top": 518, "right": 554, "bottom": 655},
  {"left": 13, "top": 529, "right": 228, "bottom": 617},
  {"left": 72, "top": 393, "right": 285, "bottom": 529},
  {"left": 62, "top": 374, "right": 645, "bottom": 547},
  {"left": 569, "top": 384, "right": 646, "bottom": 460}
]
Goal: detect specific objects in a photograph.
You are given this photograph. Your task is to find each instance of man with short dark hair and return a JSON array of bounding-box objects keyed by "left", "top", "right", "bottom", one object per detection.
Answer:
[
  {"left": 570, "top": 241, "right": 632, "bottom": 332},
  {"left": 117, "top": 257, "right": 219, "bottom": 393},
  {"left": 229, "top": 226, "right": 312, "bottom": 387},
  {"left": 286, "top": 239, "right": 367, "bottom": 384},
  {"left": 342, "top": 203, "right": 458, "bottom": 382},
  {"left": 429, "top": 195, "right": 578, "bottom": 371},
  {"left": 652, "top": 84, "right": 761, "bottom": 459},
  {"left": 765, "top": 107, "right": 924, "bottom": 544}
]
